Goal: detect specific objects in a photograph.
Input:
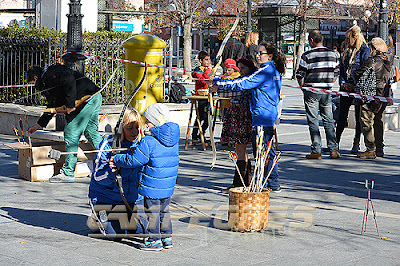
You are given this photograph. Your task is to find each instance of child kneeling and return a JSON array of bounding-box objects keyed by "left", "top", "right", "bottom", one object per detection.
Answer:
[{"left": 111, "top": 103, "right": 180, "bottom": 251}]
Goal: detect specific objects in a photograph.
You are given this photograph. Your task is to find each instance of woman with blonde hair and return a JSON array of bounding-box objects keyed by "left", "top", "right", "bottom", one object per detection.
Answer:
[
  {"left": 244, "top": 31, "right": 259, "bottom": 59},
  {"left": 353, "top": 37, "right": 391, "bottom": 159},
  {"left": 88, "top": 108, "right": 146, "bottom": 240},
  {"left": 337, "top": 25, "right": 370, "bottom": 153}
]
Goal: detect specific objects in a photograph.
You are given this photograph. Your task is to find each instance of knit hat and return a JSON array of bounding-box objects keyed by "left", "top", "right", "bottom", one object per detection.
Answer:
[
  {"left": 370, "top": 37, "right": 388, "bottom": 53},
  {"left": 143, "top": 103, "right": 170, "bottom": 126},
  {"left": 224, "top": 58, "right": 239, "bottom": 71}
]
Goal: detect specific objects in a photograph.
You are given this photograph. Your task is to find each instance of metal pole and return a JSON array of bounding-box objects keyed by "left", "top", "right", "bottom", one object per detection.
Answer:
[
  {"left": 208, "top": 25, "right": 211, "bottom": 54},
  {"left": 245, "top": 0, "right": 252, "bottom": 39},
  {"left": 168, "top": 26, "right": 173, "bottom": 91},
  {"left": 378, "top": 0, "right": 389, "bottom": 44},
  {"left": 62, "top": 0, "right": 86, "bottom": 74},
  {"left": 292, "top": 16, "right": 297, "bottom": 80},
  {"left": 176, "top": 25, "right": 180, "bottom": 68}
]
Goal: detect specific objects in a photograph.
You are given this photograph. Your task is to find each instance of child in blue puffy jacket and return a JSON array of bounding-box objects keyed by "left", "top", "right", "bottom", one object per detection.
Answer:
[{"left": 110, "top": 103, "right": 180, "bottom": 251}]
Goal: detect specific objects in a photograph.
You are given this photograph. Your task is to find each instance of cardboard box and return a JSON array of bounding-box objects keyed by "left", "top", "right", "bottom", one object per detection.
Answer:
[{"left": 9, "top": 141, "right": 94, "bottom": 182}]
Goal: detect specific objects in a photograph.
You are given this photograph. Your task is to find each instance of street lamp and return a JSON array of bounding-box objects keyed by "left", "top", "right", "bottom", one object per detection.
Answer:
[
  {"left": 245, "top": 0, "right": 252, "bottom": 39},
  {"left": 62, "top": 0, "right": 86, "bottom": 74},
  {"left": 378, "top": 0, "right": 389, "bottom": 44},
  {"left": 167, "top": 4, "right": 177, "bottom": 96},
  {"left": 364, "top": 10, "right": 372, "bottom": 42},
  {"left": 206, "top": 7, "right": 214, "bottom": 54}
]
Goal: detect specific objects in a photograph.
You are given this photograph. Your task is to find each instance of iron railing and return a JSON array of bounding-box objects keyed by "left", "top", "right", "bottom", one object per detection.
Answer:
[{"left": 0, "top": 36, "right": 126, "bottom": 105}]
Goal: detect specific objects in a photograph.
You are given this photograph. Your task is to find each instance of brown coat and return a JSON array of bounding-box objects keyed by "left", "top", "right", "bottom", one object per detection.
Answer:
[{"left": 353, "top": 56, "right": 391, "bottom": 113}]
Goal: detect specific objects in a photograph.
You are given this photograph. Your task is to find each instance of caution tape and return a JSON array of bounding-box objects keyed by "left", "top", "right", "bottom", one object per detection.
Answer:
[
  {"left": 3, "top": 52, "right": 399, "bottom": 105},
  {"left": 283, "top": 84, "right": 400, "bottom": 104},
  {"left": 82, "top": 52, "right": 205, "bottom": 76},
  {"left": 0, "top": 84, "right": 34, "bottom": 89}
]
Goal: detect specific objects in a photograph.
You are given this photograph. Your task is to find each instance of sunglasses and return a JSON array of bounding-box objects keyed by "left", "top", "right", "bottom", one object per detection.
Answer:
[{"left": 257, "top": 52, "right": 268, "bottom": 56}]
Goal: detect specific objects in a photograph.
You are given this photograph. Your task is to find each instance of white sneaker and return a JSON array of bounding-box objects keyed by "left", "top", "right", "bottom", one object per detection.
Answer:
[{"left": 49, "top": 169, "right": 75, "bottom": 183}]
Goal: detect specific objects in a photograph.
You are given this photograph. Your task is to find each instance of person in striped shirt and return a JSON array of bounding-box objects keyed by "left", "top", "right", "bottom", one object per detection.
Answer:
[{"left": 296, "top": 30, "right": 340, "bottom": 159}]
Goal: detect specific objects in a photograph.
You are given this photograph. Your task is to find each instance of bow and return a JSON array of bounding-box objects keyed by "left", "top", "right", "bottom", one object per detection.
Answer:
[
  {"left": 208, "top": 9, "right": 240, "bottom": 170},
  {"left": 111, "top": 62, "right": 147, "bottom": 219}
]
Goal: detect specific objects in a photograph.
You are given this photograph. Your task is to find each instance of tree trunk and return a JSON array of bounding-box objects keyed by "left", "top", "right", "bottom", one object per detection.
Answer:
[
  {"left": 183, "top": 15, "right": 193, "bottom": 72},
  {"left": 294, "top": 16, "right": 307, "bottom": 77}
]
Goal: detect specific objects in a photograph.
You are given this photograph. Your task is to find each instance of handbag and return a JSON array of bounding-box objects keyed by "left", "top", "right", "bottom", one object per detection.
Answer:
[{"left": 354, "top": 58, "right": 376, "bottom": 103}]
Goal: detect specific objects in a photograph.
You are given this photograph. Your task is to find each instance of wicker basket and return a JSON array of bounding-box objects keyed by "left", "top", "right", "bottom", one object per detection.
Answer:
[{"left": 228, "top": 187, "right": 270, "bottom": 232}]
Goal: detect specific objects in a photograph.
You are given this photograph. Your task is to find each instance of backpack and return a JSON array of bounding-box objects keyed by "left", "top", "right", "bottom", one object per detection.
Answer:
[
  {"left": 169, "top": 82, "right": 188, "bottom": 103},
  {"left": 354, "top": 58, "right": 376, "bottom": 103}
]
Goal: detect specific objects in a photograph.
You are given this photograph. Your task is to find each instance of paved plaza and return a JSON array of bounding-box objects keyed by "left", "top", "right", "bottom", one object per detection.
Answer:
[{"left": 0, "top": 79, "right": 399, "bottom": 265}]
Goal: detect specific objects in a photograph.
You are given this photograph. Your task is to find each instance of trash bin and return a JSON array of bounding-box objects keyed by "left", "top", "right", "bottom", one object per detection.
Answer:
[{"left": 122, "top": 34, "right": 167, "bottom": 113}]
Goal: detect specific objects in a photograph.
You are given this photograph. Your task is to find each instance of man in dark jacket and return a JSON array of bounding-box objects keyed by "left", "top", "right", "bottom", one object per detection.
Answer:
[
  {"left": 222, "top": 33, "right": 244, "bottom": 63},
  {"left": 27, "top": 64, "right": 103, "bottom": 182},
  {"left": 353, "top": 38, "right": 391, "bottom": 159}
]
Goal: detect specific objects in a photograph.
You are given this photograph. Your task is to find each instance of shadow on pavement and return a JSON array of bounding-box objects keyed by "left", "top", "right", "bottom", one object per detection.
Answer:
[{"left": 1, "top": 207, "right": 91, "bottom": 235}]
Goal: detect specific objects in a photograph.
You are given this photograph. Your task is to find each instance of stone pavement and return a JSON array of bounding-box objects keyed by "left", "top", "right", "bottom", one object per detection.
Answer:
[{"left": 0, "top": 79, "right": 399, "bottom": 265}]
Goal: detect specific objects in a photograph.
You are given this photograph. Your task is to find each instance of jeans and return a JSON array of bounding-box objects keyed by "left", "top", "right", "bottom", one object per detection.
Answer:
[
  {"left": 144, "top": 197, "right": 172, "bottom": 242},
  {"left": 252, "top": 126, "right": 280, "bottom": 190},
  {"left": 336, "top": 95, "right": 361, "bottom": 143},
  {"left": 303, "top": 90, "right": 338, "bottom": 153}
]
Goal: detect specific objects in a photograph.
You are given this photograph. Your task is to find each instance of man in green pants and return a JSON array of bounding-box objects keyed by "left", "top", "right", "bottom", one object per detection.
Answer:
[{"left": 27, "top": 65, "right": 103, "bottom": 183}]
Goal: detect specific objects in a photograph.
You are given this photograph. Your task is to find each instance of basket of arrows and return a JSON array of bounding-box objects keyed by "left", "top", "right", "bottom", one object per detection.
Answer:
[
  {"left": 228, "top": 188, "right": 270, "bottom": 232},
  {"left": 227, "top": 128, "right": 280, "bottom": 232}
]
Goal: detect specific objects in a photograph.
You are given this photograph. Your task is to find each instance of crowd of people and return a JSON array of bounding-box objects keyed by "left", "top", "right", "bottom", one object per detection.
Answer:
[{"left": 24, "top": 26, "right": 395, "bottom": 251}]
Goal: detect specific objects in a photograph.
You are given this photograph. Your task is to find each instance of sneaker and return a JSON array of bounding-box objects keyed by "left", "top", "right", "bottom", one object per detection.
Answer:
[
  {"left": 330, "top": 151, "right": 340, "bottom": 159},
  {"left": 376, "top": 149, "right": 384, "bottom": 157},
  {"left": 162, "top": 237, "right": 173, "bottom": 249},
  {"left": 221, "top": 184, "right": 234, "bottom": 194},
  {"left": 357, "top": 151, "right": 376, "bottom": 159},
  {"left": 268, "top": 187, "right": 281, "bottom": 193},
  {"left": 141, "top": 240, "right": 163, "bottom": 251},
  {"left": 49, "top": 170, "right": 75, "bottom": 183},
  {"left": 305, "top": 152, "right": 322, "bottom": 159}
]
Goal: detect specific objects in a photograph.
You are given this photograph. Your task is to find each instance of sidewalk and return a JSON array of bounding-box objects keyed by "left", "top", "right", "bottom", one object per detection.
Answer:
[{"left": 0, "top": 79, "right": 399, "bottom": 265}]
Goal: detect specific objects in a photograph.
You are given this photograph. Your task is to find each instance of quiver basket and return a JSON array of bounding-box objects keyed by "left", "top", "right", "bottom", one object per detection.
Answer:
[{"left": 228, "top": 187, "right": 270, "bottom": 232}]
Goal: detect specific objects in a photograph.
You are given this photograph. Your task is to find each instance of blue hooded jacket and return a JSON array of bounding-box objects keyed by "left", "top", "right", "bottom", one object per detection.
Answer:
[
  {"left": 213, "top": 61, "right": 281, "bottom": 127},
  {"left": 113, "top": 122, "right": 180, "bottom": 199},
  {"left": 88, "top": 135, "right": 143, "bottom": 204}
]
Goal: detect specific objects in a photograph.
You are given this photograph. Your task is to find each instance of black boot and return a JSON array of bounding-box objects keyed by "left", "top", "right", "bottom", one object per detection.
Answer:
[
  {"left": 233, "top": 160, "right": 247, "bottom": 187},
  {"left": 244, "top": 160, "right": 252, "bottom": 187}
]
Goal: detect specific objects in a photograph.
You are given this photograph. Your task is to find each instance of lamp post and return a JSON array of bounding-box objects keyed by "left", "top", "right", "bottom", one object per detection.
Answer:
[
  {"left": 245, "top": 0, "right": 252, "bottom": 39},
  {"left": 364, "top": 10, "right": 372, "bottom": 42},
  {"left": 62, "top": 0, "right": 86, "bottom": 74},
  {"left": 378, "top": 0, "right": 389, "bottom": 44},
  {"left": 206, "top": 7, "right": 213, "bottom": 55},
  {"left": 168, "top": 3, "right": 176, "bottom": 92}
]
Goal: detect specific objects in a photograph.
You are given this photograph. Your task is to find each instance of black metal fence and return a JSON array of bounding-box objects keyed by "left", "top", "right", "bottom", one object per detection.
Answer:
[{"left": 0, "top": 36, "right": 126, "bottom": 105}]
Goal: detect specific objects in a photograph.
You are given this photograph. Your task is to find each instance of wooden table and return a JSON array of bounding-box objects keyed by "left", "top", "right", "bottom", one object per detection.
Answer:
[{"left": 183, "top": 95, "right": 230, "bottom": 150}]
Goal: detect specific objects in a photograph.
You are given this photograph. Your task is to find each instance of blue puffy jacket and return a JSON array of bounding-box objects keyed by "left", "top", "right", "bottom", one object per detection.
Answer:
[
  {"left": 213, "top": 61, "right": 281, "bottom": 127},
  {"left": 113, "top": 122, "right": 180, "bottom": 199},
  {"left": 88, "top": 135, "right": 143, "bottom": 204}
]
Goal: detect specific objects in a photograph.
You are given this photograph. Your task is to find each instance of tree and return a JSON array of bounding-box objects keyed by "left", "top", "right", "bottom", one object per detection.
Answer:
[{"left": 144, "top": 0, "right": 215, "bottom": 71}]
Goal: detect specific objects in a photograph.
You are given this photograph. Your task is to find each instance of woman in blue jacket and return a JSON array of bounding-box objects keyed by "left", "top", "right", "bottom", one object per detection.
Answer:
[
  {"left": 211, "top": 42, "right": 286, "bottom": 192},
  {"left": 88, "top": 108, "right": 146, "bottom": 240},
  {"left": 338, "top": 25, "right": 370, "bottom": 153}
]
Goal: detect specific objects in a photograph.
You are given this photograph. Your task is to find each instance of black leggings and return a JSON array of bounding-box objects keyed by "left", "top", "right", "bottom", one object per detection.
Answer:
[{"left": 336, "top": 95, "right": 361, "bottom": 143}]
